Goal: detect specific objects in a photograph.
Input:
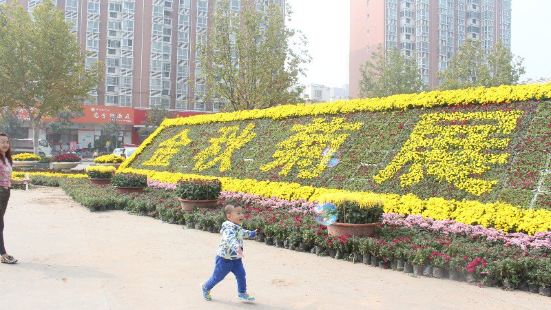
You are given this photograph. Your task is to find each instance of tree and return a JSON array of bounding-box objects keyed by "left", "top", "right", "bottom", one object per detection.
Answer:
[
  {"left": 359, "top": 47, "right": 424, "bottom": 98},
  {"left": 440, "top": 40, "right": 525, "bottom": 89},
  {"left": 0, "top": 107, "right": 25, "bottom": 138},
  {"left": 137, "top": 107, "right": 174, "bottom": 138},
  {"left": 0, "top": 1, "right": 100, "bottom": 153},
  {"left": 199, "top": 0, "right": 309, "bottom": 111}
]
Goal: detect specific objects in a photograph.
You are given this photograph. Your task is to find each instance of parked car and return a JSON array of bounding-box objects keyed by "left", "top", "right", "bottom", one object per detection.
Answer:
[
  {"left": 112, "top": 148, "right": 125, "bottom": 157},
  {"left": 124, "top": 147, "right": 138, "bottom": 158},
  {"left": 11, "top": 138, "right": 52, "bottom": 157}
]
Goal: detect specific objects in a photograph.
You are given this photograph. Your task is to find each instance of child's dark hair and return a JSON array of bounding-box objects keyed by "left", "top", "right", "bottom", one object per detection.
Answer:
[{"left": 0, "top": 133, "right": 13, "bottom": 165}]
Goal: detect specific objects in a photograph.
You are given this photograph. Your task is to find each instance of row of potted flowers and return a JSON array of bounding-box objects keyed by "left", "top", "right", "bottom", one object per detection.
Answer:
[{"left": 177, "top": 202, "right": 551, "bottom": 296}]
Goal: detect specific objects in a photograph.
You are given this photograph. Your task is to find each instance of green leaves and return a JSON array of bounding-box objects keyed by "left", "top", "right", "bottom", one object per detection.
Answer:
[
  {"left": 198, "top": 0, "right": 309, "bottom": 111},
  {"left": 359, "top": 47, "right": 424, "bottom": 98},
  {"left": 175, "top": 179, "right": 222, "bottom": 200},
  {"left": 111, "top": 173, "right": 147, "bottom": 188},
  {"left": 440, "top": 40, "right": 525, "bottom": 90}
]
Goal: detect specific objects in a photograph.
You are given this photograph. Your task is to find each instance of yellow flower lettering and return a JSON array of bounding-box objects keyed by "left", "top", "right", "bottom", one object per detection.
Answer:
[
  {"left": 143, "top": 129, "right": 192, "bottom": 167},
  {"left": 193, "top": 123, "right": 257, "bottom": 172},
  {"left": 261, "top": 117, "right": 362, "bottom": 179},
  {"left": 374, "top": 110, "right": 523, "bottom": 196}
]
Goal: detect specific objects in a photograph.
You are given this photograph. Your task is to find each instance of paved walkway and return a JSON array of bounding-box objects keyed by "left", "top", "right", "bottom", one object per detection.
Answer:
[{"left": 1, "top": 187, "right": 551, "bottom": 310}]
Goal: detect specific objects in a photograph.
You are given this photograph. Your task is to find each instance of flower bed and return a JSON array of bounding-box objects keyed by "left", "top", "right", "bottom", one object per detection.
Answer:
[
  {"left": 19, "top": 174, "right": 549, "bottom": 294},
  {"left": 93, "top": 154, "right": 125, "bottom": 164},
  {"left": 13, "top": 153, "right": 41, "bottom": 161},
  {"left": 52, "top": 153, "right": 81, "bottom": 162},
  {"left": 86, "top": 166, "right": 116, "bottom": 179},
  {"left": 117, "top": 84, "right": 551, "bottom": 235}
]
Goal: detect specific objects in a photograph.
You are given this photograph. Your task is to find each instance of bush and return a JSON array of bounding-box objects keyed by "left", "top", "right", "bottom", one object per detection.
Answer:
[
  {"left": 336, "top": 200, "right": 383, "bottom": 224},
  {"left": 86, "top": 166, "right": 116, "bottom": 179},
  {"left": 175, "top": 179, "right": 222, "bottom": 200},
  {"left": 111, "top": 173, "right": 147, "bottom": 188},
  {"left": 12, "top": 153, "right": 41, "bottom": 161},
  {"left": 52, "top": 153, "right": 81, "bottom": 162},
  {"left": 93, "top": 154, "right": 125, "bottom": 164}
]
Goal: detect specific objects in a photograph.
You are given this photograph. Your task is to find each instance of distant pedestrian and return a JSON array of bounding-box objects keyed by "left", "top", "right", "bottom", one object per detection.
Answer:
[{"left": 0, "top": 133, "right": 17, "bottom": 264}]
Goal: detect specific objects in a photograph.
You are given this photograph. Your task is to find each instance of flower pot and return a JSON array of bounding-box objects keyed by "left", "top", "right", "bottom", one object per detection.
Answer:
[
  {"left": 194, "top": 223, "right": 201, "bottom": 230},
  {"left": 89, "top": 178, "right": 111, "bottom": 186},
  {"left": 379, "top": 260, "right": 390, "bottom": 269},
  {"left": 529, "top": 284, "right": 539, "bottom": 294},
  {"left": 328, "top": 249, "right": 336, "bottom": 258},
  {"left": 502, "top": 279, "right": 516, "bottom": 290},
  {"left": 413, "top": 264, "right": 424, "bottom": 276},
  {"left": 404, "top": 262, "right": 413, "bottom": 273},
  {"left": 51, "top": 161, "right": 80, "bottom": 170},
  {"left": 396, "top": 259, "right": 405, "bottom": 271},
  {"left": 283, "top": 239, "right": 290, "bottom": 249},
  {"left": 256, "top": 233, "right": 265, "bottom": 243},
  {"left": 422, "top": 265, "right": 433, "bottom": 277},
  {"left": 449, "top": 270, "right": 463, "bottom": 281},
  {"left": 539, "top": 286, "right": 551, "bottom": 297},
  {"left": 327, "top": 222, "right": 381, "bottom": 237},
  {"left": 465, "top": 273, "right": 477, "bottom": 284},
  {"left": 275, "top": 239, "right": 284, "bottom": 248},
  {"left": 362, "top": 254, "right": 371, "bottom": 265},
  {"left": 298, "top": 242, "right": 310, "bottom": 252},
  {"left": 13, "top": 160, "right": 38, "bottom": 168},
  {"left": 314, "top": 246, "right": 324, "bottom": 256},
  {"left": 432, "top": 267, "right": 446, "bottom": 279},
  {"left": 116, "top": 186, "right": 144, "bottom": 194},
  {"left": 390, "top": 260, "right": 397, "bottom": 270},
  {"left": 370, "top": 256, "right": 379, "bottom": 267},
  {"left": 265, "top": 237, "right": 274, "bottom": 246},
  {"left": 178, "top": 198, "right": 218, "bottom": 212}
]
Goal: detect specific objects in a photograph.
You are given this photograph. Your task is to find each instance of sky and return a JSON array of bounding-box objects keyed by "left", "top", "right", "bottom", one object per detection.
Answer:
[{"left": 287, "top": 0, "right": 551, "bottom": 87}]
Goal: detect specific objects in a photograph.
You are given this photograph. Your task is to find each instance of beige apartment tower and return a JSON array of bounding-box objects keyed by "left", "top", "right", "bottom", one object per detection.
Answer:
[
  {"left": 349, "top": 0, "right": 511, "bottom": 98},
  {"left": 1, "top": 0, "right": 285, "bottom": 112}
]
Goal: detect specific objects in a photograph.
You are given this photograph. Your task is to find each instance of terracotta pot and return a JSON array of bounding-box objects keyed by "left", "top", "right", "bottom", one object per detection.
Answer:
[
  {"left": 116, "top": 186, "right": 144, "bottom": 194},
  {"left": 51, "top": 161, "right": 80, "bottom": 170},
  {"left": 327, "top": 222, "right": 381, "bottom": 237},
  {"left": 178, "top": 198, "right": 218, "bottom": 212},
  {"left": 89, "top": 178, "right": 111, "bottom": 186}
]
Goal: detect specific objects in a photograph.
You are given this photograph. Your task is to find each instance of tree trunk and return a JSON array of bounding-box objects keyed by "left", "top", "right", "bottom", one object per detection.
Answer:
[{"left": 32, "top": 119, "right": 41, "bottom": 154}]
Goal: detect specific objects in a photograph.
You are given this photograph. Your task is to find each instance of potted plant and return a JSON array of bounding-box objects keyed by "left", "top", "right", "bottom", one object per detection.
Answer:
[
  {"left": 86, "top": 166, "right": 116, "bottom": 185},
  {"left": 537, "top": 259, "right": 551, "bottom": 296},
  {"left": 175, "top": 179, "right": 222, "bottom": 211},
  {"left": 12, "top": 153, "right": 41, "bottom": 168},
  {"left": 111, "top": 173, "right": 147, "bottom": 193},
  {"left": 51, "top": 153, "right": 81, "bottom": 170},
  {"left": 411, "top": 247, "right": 432, "bottom": 276},
  {"left": 430, "top": 251, "right": 450, "bottom": 279},
  {"left": 327, "top": 200, "right": 383, "bottom": 237},
  {"left": 93, "top": 154, "right": 126, "bottom": 168}
]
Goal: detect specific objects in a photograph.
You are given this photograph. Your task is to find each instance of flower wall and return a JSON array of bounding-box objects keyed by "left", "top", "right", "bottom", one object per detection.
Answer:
[{"left": 120, "top": 84, "right": 551, "bottom": 234}]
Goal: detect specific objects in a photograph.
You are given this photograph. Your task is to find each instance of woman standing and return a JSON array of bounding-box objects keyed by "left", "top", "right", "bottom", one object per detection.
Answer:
[{"left": 0, "top": 133, "right": 17, "bottom": 264}]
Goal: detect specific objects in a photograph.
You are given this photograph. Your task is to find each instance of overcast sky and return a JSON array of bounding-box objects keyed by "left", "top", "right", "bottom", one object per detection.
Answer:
[{"left": 287, "top": 0, "right": 551, "bottom": 87}]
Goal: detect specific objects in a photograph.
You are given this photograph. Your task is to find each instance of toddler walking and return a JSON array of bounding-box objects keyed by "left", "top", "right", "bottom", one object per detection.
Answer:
[{"left": 202, "top": 205, "right": 256, "bottom": 302}]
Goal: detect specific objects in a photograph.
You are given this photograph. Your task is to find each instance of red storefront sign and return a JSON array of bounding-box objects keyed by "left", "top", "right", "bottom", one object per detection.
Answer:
[{"left": 72, "top": 106, "right": 135, "bottom": 125}]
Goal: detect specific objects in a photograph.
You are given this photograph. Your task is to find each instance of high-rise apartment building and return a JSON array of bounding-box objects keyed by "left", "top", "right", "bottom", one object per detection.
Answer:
[
  {"left": 2, "top": 0, "right": 284, "bottom": 147},
  {"left": 5, "top": 0, "right": 284, "bottom": 112},
  {"left": 350, "top": 0, "right": 511, "bottom": 98}
]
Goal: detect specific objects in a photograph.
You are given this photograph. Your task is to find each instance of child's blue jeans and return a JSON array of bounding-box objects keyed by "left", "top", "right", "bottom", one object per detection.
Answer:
[{"left": 204, "top": 256, "right": 247, "bottom": 293}]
